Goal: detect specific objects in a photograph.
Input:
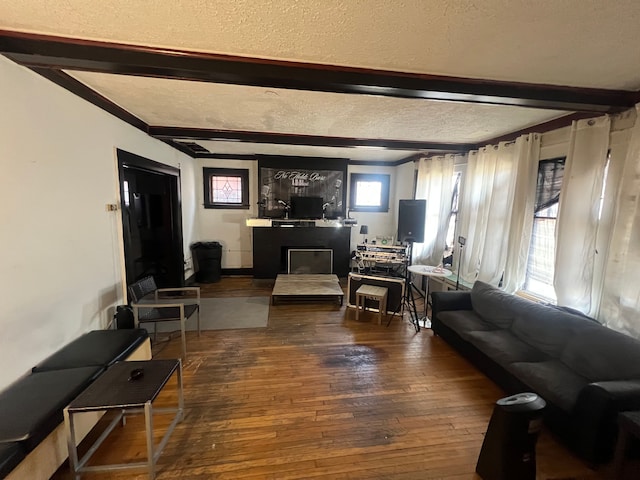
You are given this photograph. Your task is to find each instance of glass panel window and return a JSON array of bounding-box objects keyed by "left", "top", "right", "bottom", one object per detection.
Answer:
[
  {"left": 349, "top": 173, "right": 390, "bottom": 212},
  {"left": 443, "top": 171, "right": 462, "bottom": 266},
  {"left": 355, "top": 181, "right": 382, "bottom": 206},
  {"left": 211, "top": 175, "right": 243, "bottom": 204},
  {"left": 203, "top": 167, "right": 250, "bottom": 209},
  {"left": 525, "top": 204, "right": 559, "bottom": 301},
  {"left": 523, "top": 157, "right": 565, "bottom": 301}
]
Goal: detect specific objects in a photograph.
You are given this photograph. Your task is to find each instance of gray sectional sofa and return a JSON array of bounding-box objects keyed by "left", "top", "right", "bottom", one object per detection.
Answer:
[{"left": 431, "top": 281, "right": 640, "bottom": 464}]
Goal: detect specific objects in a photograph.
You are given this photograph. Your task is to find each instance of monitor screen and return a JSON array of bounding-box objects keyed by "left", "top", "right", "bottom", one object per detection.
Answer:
[{"left": 290, "top": 196, "right": 324, "bottom": 219}]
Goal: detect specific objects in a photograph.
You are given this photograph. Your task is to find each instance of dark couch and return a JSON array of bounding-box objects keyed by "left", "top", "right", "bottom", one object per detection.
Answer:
[
  {"left": 0, "top": 328, "right": 149, "bottom": 479},
  {"left": 431, "top": 281, "right": 640, "bottom": 464}
]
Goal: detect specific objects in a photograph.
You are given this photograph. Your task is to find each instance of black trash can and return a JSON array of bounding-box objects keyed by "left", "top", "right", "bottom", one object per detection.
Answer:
[
  {"left": 191, "top": 241, "right": 223, "bottom": 283},
  {"left": 114, "top": 305, "right": 134, "bottom": 329},
  {"left": 476, "top": 392, "right": 546, "bottom": 480}
]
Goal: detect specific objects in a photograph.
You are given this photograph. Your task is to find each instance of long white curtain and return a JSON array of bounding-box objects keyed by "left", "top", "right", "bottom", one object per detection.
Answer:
[
  {"left": 502, "top": 134, "right": 541, "bottom": 293},
  {"left": 413, "top": 154, "right": 456, "bottom": 265},
  {"left": 457, "top": 142, "right": 519, "bottom": 286},
  {"left": 600, "top": 106, "right": 640, "bottom": 336},
  {"left": 554, "top": 116, "right": 611, "bottom": 314}
]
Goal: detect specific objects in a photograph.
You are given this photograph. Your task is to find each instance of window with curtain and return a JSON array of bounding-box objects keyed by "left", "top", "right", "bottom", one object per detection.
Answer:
[
  {"left": 523, "top": 157, "right": 565, "bottom": 300},
  {"left": 600, "top": 105, "right": 640, "bottom": 336},
  {"left": 443, "top": 171, "right": 462, "bottom": 266}
]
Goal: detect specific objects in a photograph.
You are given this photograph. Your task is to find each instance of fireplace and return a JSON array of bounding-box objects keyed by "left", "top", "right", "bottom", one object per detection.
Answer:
[{"left": 287, "top": 249, "right": 333, "bottom": 274}]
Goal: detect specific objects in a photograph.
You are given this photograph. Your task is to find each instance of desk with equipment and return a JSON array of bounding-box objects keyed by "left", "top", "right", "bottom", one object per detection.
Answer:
[{"left": 353, "top": 243, "right": 408, "bottom": 276}]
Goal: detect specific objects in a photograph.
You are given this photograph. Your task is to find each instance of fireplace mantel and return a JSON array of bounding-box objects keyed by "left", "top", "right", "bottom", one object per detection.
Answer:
[{"left": 251, "top": 225, "right": 351, "bottom": 278}]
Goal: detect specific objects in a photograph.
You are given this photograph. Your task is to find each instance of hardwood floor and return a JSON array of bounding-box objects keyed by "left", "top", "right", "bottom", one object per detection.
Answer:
[{"left": 53, "top": 277, "right": 605, "bottom": 479}]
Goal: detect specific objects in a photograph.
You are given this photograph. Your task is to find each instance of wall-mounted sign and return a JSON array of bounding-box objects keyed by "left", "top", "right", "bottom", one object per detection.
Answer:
[{"left": 258, "top": 156, "right": 348, "bottom": 219}]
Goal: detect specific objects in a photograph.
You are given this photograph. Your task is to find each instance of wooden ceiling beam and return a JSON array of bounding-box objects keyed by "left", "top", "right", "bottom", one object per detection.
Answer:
[
  {"left": 1, "top": 30, "right": 636, "bottom": 113},
  {"left": 150, "top": 127, "right": 473, "bottom": 152}
]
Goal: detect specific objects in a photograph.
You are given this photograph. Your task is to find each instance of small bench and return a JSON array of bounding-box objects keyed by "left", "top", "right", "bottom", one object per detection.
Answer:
[
  {"left": 271, "top": 274, "right": 344, "bottom": 305},
  {"left": 0, "top": 329, "right": 151, "bottom": 480},
  {"left": 355, "top": 284, "right": 388, "bottom": 325}
]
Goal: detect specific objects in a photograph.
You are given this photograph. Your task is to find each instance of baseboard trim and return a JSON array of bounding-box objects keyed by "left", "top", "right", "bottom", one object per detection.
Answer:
[{"left": 221, "top": 268, "right": 253, "bottom": 276}]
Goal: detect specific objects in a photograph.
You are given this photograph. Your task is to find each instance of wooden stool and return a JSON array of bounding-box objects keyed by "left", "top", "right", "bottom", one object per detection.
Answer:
[{"left": 355, "top": 284, "right": 388, "bottom": 325}]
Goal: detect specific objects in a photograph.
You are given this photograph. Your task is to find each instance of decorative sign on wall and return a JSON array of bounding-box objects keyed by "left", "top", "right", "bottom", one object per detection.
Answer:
[{"left": 258, "top": 156, "right": 348, "bottom": 219}]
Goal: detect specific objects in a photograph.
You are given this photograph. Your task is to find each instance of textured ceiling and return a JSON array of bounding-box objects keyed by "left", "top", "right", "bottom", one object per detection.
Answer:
[
  {"left": 2, "top": 0, "right": 640, "bottom": 89},
  {"left": 2, "top": 1, "right": 640, "bottom": 162},
  {"left": 68, "top": 71, "right": 567, "bottom": 144},
  {"left": 192, "top": 141, "right": 416, "bottom": 163}
]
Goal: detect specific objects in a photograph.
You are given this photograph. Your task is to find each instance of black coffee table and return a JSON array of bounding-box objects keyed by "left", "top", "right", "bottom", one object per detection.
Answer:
[{"left": 64, "top": 359, "right": 183, "bottom": 479}]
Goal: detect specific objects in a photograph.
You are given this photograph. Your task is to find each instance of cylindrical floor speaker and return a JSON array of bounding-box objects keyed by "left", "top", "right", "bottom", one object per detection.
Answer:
[
  {"left": 476, "top": 393, "right": 546, "bottom": 480},
  {"left": 398, "top": 199, "right": 426, "bottom": 243}
]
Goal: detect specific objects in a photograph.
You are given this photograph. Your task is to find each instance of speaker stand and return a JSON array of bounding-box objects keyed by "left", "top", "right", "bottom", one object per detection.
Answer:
[
  {"left": 456, "top": 244, "right": 464, "bottom": 290},
  {"left": 391, "top": 242, "right": 422, "bottom": 332}
]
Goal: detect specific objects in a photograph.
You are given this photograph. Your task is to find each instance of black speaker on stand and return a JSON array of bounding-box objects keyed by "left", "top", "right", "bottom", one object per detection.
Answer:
[
  {"left": 399, "top": 241, "right": 422, "bottom": 332},
  {"left": 396, "top": 200, "right": 426, "bottom": 332},
  {"left": 398, "top": 199, "right": 426, "bottom": 244}
]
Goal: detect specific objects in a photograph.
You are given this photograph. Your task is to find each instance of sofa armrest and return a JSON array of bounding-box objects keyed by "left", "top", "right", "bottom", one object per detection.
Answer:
[
  {"left": 430, "top": 290, "right": 472, "bottom": 315},
  {"left": 571, "top": 380, "right": 640, "bottom": 463}
]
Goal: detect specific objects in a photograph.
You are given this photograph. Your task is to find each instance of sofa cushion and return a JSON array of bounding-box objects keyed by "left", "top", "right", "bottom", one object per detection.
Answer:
[
  {"left": 33, "top": 329, "right": 148, "bottom": 372},
  {"left": 510, "top": 304, "right": 598, "bottom": 358},
  {"left": 465, "top": 330, "right": 549, "bottom": 368},
  {"left": 0, "top": 442, "right": 25, "bottom": 479},
  {"left": 471, "top": 281, "right": 530, "bottom": 329},
  {"left": 508, "top": 360, "right": 590, "bottom": 412},
  {"left": 0, "top": 366, "right": 103, "bottom": 450},
  {"left": 561, "top": 326, "right": 640, "bottom": 382},
  {"left": 437, "top": 310, "right": 496, "bottom": 342}
]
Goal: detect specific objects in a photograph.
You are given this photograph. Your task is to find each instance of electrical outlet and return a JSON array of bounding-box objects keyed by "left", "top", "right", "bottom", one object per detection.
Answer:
[{"left": 184, "top": 257, "right": 193, "bottom": 271}]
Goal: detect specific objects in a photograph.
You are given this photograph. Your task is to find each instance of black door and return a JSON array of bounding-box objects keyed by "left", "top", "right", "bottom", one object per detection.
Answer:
[{"left": 118, "top": 150, "right": 184, "bottom": 288}]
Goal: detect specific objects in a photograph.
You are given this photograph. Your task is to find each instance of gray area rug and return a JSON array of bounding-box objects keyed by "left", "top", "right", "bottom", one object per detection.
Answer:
[{"left": 151, "top": 296, "right": 269, "bottom": 332}]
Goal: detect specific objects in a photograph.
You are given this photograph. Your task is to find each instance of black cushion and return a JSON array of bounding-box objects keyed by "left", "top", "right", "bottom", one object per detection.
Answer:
[
  {"left": 437, "top": 310, "right": 496, "bottom": 342},
  {"left": 465, "top": 330, "right": 549, "bottom": 368},
  {"left": 32, "top": 329, "right": 148, "bottom": 372},
  {"left": 508, "top": 360, "right": 589, "bottom": 412},
  {"left": 0, "top": 442, "right": 25, "bottom": 479},
  {"left": 0, "top": 366, "right": 103, "bottom": 450}
]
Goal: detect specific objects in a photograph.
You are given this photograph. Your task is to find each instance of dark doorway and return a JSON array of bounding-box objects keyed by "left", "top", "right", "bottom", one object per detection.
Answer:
[{"left": 117, "top": 149, "right": 184, "bottom": 288}]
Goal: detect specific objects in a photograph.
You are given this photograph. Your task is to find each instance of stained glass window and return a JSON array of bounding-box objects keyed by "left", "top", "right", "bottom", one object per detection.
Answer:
[
  {"left": 211, "top": 175, "right": 243, "bottom": 203},
  {"left": 203, "top": 168, "right": 249, "bottom": 209}
]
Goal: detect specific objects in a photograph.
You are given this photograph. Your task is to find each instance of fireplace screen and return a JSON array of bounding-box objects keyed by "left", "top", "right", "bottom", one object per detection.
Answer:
[{"left": 287, "top": 249, "right": 333, "bottom": 274}]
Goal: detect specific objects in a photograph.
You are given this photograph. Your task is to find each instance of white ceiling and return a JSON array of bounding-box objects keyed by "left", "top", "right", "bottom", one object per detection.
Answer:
[{"left": 2, "top": 0, "right": 640, "bottom": 162}]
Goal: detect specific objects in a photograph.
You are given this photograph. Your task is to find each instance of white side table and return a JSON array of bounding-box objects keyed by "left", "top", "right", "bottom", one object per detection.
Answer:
[{"left": 407, "top": 265, "right": 452, "bottom": 328}]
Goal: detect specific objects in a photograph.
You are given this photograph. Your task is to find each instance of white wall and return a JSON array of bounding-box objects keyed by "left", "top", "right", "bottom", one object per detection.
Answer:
[
  {"left": 192, "top": 160, "right": 416, "bottom": 268},
  {"left": 347, "top": 163, "right": 415, "bottom": 249},
  {"left": 196, "top": 158, "right": 258, "bottom": 268},
  {"left": 394, "top": 159, "right": 417, "bottom": 217},
  {"left": 0, "top": 56, "right": 197, "bottom": 389}
]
